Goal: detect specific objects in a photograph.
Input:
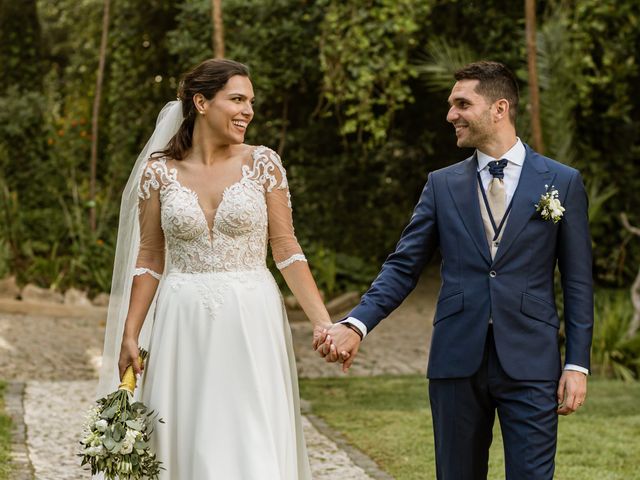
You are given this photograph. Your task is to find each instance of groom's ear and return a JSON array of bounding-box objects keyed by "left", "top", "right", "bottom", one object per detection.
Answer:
[{"left": 493, "top": 98, "right": 510, "bottom": 123}]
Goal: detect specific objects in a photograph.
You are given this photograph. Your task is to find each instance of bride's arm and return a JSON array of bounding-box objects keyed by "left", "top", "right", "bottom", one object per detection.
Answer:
[
  {"left": 119, "top": 164, "right": 165, "bottom": 378},
  {"left": 279, "top": 261, "right": 332, "bottom": 329},
  {"left": 264, "top": 152, "right": 332, "bottom": 331}
]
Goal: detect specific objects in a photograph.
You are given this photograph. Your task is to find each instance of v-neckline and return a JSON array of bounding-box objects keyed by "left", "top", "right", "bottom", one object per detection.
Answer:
[
  {"left": 163, "top": 148, "right": 259, "bottom": 243},
  {"left": 182, "top": 180, "right": 238, "bottom": 229}
]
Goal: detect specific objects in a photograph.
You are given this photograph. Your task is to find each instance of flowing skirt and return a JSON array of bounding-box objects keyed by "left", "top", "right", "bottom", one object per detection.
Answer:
[{"left": 140, "top": 268, "right": 311, "bottom": 479}]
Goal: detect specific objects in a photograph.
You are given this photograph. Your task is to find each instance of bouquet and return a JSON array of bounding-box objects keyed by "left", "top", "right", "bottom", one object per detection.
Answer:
[{"left": 79, "top": 349, "right": 164, "bottom": 479}]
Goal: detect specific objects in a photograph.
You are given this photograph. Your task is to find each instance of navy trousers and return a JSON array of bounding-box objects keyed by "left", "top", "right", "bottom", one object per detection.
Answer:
[{"left": 429, "top": 327, "right": 559, "bottom": 480}]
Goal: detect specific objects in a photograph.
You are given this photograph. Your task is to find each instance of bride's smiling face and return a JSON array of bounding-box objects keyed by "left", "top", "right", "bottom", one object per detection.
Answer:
[{"left": 195, "top": 75, "right": 255, "bottom": 145}]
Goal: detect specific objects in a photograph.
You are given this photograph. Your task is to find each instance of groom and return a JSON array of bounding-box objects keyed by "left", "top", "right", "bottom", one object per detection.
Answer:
[{"left": 315, "top": 61, "right": 593, "bottom": 479}]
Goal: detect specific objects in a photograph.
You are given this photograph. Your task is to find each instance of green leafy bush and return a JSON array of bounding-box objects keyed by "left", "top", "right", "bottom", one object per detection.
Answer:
[{"left": 591, "top": 289, "right": 640, "bottom": 381}]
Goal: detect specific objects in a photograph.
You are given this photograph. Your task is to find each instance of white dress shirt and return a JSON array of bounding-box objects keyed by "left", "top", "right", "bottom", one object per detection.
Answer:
[
  {"left": 476, "top": 137, "right": 525, "bottom": 203},
  {"left": 344, "top": 138, "right": 588, "bottom": 375}
]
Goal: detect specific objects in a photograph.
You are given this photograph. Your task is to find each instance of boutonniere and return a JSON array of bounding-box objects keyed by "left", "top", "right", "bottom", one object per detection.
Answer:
[{"left": 535, "top": 185, "right": 565, "bottom": 223}]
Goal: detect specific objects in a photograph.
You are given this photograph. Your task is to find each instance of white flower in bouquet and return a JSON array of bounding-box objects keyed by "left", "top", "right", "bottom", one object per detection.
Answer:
[
  {"left": 85, "top": 445, "right": 106, "bottom": 457},
  {"left": 120, "top": 428, "right": 142, "bottom": 455},
  {"left": 95, "top": 419, "right": 108, "bottom": 432},
  {"left": 82, "top": 407, "right": 100, "bottom": 430}
]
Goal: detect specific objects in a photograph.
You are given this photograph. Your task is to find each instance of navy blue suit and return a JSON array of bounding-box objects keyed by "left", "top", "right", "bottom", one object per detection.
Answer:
[{"left": 348, "top": 145, "right": 593, "bottom": 478}]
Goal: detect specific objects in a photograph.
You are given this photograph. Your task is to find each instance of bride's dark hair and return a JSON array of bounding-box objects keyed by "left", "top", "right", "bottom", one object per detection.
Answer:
[{"left": 154, "top": 58, "right": 250, "bottom": 160}]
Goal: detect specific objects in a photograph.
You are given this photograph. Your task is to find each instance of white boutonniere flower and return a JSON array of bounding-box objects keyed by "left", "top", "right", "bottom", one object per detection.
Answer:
[{"left": 535, "top": 185, "right": 565, "bottom": 223}]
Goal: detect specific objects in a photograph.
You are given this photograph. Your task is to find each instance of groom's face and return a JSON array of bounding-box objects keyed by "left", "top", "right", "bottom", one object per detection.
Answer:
[{"left": 446, "top": 80, "right": 494, "bottom": 150}]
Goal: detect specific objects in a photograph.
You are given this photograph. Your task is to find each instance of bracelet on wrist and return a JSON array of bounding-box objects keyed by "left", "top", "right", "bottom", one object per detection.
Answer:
[{"left": 344, "top": 322, "right": 363, "bottom": 340}]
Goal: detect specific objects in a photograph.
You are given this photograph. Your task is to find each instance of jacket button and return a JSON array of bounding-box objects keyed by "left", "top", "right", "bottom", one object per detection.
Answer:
[{"left": 489, "top": 270, "right": 497, "bottom": 278}]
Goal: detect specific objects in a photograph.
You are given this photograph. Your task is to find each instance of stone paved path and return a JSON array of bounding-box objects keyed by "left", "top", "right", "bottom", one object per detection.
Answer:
[
  {"left": 1, "top": 267, "right": 439, "bottom": 479},
  {"left": 21, "top": 381, "right": 374, "bottom": 480}
]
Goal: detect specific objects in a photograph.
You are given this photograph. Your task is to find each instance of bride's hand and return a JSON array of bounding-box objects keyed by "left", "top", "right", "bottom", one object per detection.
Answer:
[
  {"left": 313, "top": 324, "right": 349, "bottom": 362},
  {"left": 118, "top": 337, "right": 143, "bottom": 380},
  {"left": 312, "top": 324, "right": 332, "bottom": 350}
]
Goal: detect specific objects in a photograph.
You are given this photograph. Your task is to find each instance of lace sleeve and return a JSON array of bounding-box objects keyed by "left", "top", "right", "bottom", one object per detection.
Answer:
[
  {"left": 255, "top": 148, "right": 307, "bottom": 270},
  {"left": 136, "top": 159, "right": 166, "bottom": 278}
]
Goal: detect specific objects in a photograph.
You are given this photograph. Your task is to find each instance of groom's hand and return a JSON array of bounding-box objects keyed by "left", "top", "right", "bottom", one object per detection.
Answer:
[
  {"left": 557, "top": 370, "right": 587, "bottom": 415},
  {"left": 318, "top": 324, "right": 361, "bottom": 373}
]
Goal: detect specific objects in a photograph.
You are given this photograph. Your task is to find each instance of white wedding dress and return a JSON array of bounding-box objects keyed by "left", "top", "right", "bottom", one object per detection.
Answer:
[{"left": 133, "top": 146, "right": 312, "bottom": 479}]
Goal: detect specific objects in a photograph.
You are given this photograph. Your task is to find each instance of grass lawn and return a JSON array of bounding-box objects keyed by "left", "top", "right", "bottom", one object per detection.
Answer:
[
  {"left": 0, "top": 381, "right": 12, "bottom": 480},
  {"left": 300, "top": 376, "right": 640, "bottom": 480}
]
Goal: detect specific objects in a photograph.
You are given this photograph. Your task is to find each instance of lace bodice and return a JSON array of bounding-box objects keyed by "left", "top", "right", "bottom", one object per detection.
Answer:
[{"left": 134, "top": 146, "right": 306, "bottom": 276}]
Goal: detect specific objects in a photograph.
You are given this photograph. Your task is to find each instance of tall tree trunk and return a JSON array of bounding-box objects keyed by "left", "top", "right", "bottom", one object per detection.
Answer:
[
  {"left": 525, "top": 0, "right": 544, "bottom": 154},
  {"left": 212, "top": 0, "right": 224, "bottom": 58},
  {"left": 621, "top": 213, "right": 640, "bottom": 337},
  {"left": 90, "top": 0, "right": 111, "bottom": 232},
  {"left": 277, "top": 95, "right": 289, "bottom": 156}
]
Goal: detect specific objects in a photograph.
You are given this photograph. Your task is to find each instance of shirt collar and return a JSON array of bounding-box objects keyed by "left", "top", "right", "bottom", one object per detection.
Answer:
[{"left": 476, "top": 137, "right": 525, "bottom": 172}]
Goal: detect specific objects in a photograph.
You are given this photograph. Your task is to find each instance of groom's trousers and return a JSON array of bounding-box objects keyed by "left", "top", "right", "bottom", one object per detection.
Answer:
[{"left": 428, "top": 327, "right": 559, "bottom": 480}]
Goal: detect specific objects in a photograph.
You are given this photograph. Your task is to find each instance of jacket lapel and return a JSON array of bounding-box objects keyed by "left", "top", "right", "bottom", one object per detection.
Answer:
[
  {"left": 492, "top": 145, "right": 555, "bottom": 265},
  {"left": 446, "top": 155, "right": 492, "bottom": 265}
]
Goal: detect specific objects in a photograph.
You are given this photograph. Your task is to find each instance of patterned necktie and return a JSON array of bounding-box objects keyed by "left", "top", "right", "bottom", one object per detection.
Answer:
[{"left": 487, "top": 159, "right": 508, "bottom": 225}]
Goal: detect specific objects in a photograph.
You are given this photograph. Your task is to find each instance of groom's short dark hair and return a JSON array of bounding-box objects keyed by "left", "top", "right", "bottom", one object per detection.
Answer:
[{"left": 454, "top": 61, "right": 519, "bottom": 125}]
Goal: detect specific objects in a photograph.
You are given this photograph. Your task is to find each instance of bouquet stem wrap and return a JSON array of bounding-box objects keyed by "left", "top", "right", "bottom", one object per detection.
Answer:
[{"left": 118, "top": 355, "right": 144, "bottom": 394}]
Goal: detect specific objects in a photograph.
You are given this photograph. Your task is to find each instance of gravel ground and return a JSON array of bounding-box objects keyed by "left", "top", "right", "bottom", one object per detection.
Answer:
[{"left": 0, "top": 315, "right": 104, "bottom": 382}]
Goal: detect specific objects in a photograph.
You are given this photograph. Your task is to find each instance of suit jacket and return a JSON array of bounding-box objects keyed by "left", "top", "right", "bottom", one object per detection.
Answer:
[{"left": 349, "top": 144, "right": 594, "bottom": 381}]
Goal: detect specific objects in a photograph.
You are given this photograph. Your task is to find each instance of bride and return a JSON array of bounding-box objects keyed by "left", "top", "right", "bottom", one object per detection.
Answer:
[{"left": 96, "top": 58, "right": 336, "bottom": 479}]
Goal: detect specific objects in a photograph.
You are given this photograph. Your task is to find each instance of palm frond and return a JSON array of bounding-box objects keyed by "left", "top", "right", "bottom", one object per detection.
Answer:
[
  {"left": 536, "top": 5, "right": 577, "bottom": 165},
  {"left": 588, "top": 178, "right": 618, "bottom": 225},
  {"left": 413, "top": 37, "right": 477, "bottom": 92}
]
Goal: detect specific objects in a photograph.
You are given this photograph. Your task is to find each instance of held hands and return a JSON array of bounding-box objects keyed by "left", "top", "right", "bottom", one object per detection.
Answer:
[
  {"left": 118, "top": 337, "right": 143, "bottom": 380},
  {"left": 313, "top": 323, "right": 361, "bottom": 373},
  {"left": 557, "top": 370, "right": 587, "bottom": 415}
]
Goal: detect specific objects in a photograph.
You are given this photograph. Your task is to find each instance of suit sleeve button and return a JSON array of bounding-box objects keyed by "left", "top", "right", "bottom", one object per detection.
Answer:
[{"left": 489, "top": 270, "right": 497, "bottom": 278}]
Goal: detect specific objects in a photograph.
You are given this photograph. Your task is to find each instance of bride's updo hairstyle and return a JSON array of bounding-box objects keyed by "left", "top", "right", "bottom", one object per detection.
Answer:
[{"left": 156, "top": 58, "right": 250, "bottom": 160}]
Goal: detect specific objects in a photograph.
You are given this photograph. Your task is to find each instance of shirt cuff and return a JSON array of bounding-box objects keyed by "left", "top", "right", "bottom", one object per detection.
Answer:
[
  {"left": 341, "top": 317, "right": 368, "bottom": 338},
  {"left": 564, "top": 364, "right": 589, "bottom": 375}
]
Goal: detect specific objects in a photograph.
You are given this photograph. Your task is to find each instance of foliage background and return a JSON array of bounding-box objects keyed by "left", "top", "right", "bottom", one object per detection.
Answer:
[{"left": 1, "top": 0, "right": 639, "bottom": 296}]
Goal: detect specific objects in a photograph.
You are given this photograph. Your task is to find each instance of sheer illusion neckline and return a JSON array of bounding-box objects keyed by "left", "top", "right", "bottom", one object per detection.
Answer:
[{"left": 163, "top": 147, "right": 263, "bottom": 234}]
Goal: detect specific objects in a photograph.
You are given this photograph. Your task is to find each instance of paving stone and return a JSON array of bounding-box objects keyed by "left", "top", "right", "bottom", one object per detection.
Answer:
[
  {"left": 0, "top": 276, "right": 19, "bottom": 300},
  {"left": 90, "top": 293, "right": 110, "bottom": 307},
  {"left": 20, "top": 284, "right": 64, "bottom": 304},
  {"left": 64, "top": 288, "right": 92, "bottom": 307},
  {"left": 23, "top": 381, "right": 93, "bottom": 480},
  {"left": 303, "top": 416, "right": 373, "bottom": 480},
  {"left": 4, "top": 382, "right": 34, "bottom": 479}
]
